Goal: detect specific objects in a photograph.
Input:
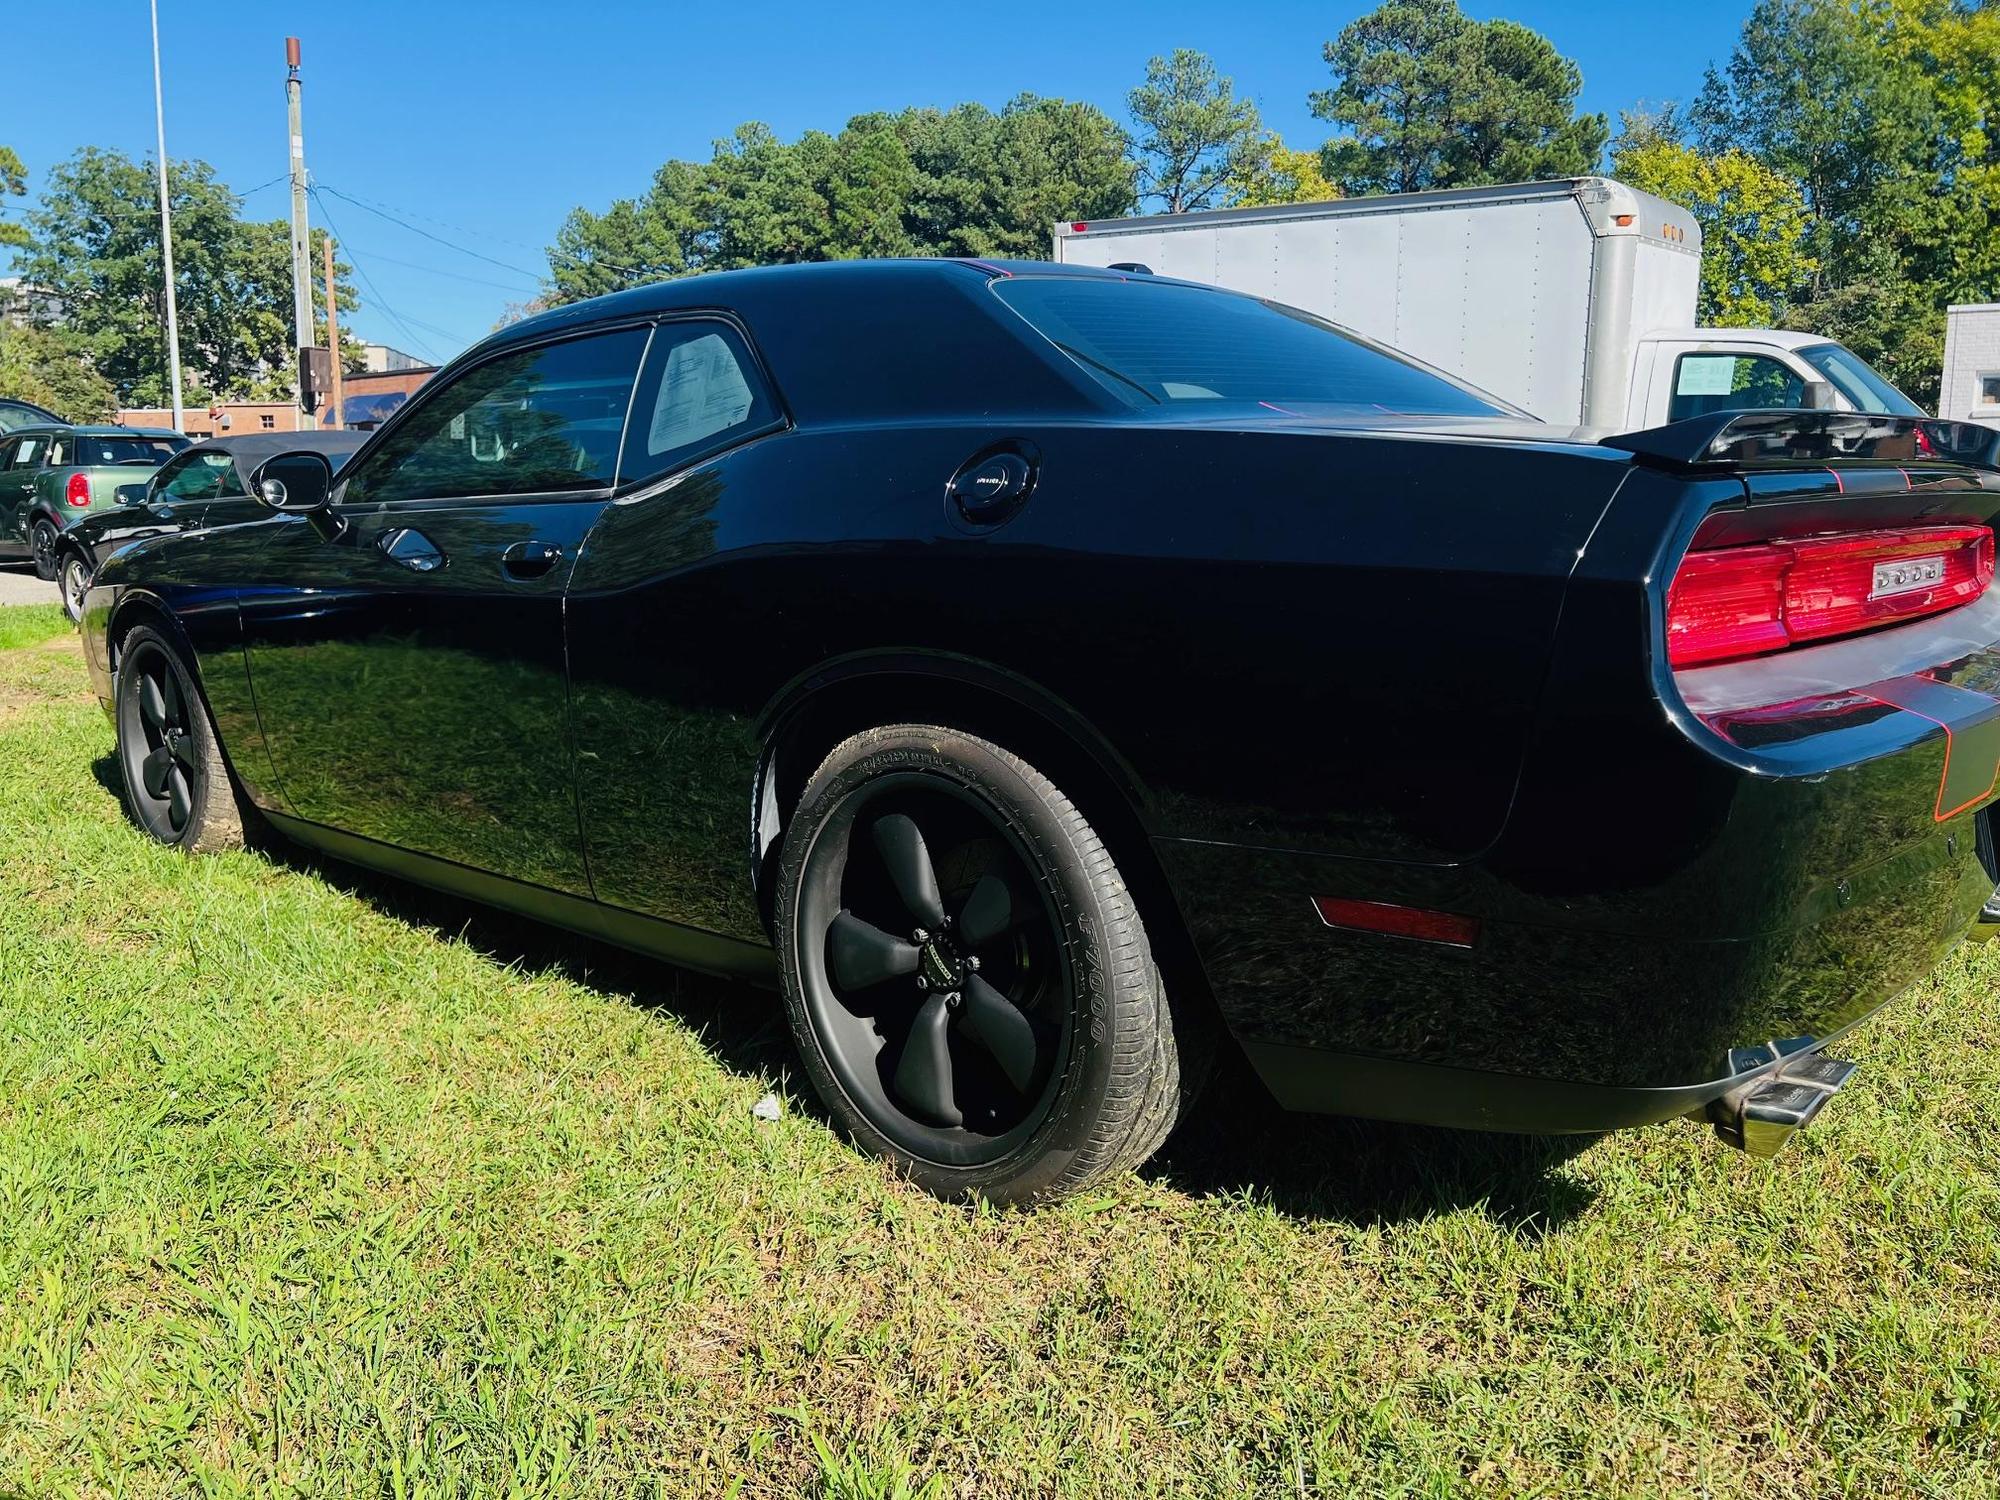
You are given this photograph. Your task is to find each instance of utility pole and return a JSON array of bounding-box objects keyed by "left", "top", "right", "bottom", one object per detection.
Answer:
[
  {"left": 149, "top": 0, "right": 184, "bottom": 431},
  {"left": 285, "top": 36, "right": 316, "bottom": 430},
  {"left": 321, "top": 235, "right": 343, "bottom": 429}
]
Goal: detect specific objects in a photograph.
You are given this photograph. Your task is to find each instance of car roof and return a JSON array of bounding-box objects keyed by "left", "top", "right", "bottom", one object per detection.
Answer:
[
  {"left": 177, "top": 431, "right": 369, "bottom": 461},
  {"left": 5, "top": 423, "right": 185, "bottom": 439},
  {"left": 486, "top": 257, "right": 1136, "bottom": 353}
]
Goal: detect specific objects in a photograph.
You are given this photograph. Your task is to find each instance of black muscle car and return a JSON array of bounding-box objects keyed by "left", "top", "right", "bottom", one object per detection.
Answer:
[
  {"left": 77, "top": 259, "right": 2000, "bottom": 1203},
  {"left": 54, "top": 431, "right": 368, "bottom": 621}
]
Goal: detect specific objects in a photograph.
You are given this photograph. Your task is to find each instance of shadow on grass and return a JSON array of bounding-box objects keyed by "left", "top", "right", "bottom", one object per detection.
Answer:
[
  {"left": 96, "top": 742, "right": 1600, "bottom": 1234},
  {"left": 1143, "top": 1057, "right": 1601, "bottom": 1235},
  {"left": 286, "top": 834, "right": 1606, "bottom": 1233}
]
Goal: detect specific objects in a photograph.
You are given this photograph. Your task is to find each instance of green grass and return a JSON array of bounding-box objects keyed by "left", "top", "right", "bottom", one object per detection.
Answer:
[
  {"left": 0, "top": 603, "right": 69, "bottom": 652},
  {"left": 2, "top": 602, "right": 1999, "bottom": 1496}
]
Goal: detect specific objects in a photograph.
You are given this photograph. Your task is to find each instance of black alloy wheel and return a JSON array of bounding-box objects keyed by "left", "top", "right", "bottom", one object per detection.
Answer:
[
  {"left": 777, "top": 725, "right": 1188, "bottom": 1205},
  {"left": 29, "top": 520, "right": 59, "bottom": 582},
  {"left": 113, "top": 626, "right": 247, "bottom": 852},
  {"left": 805, "top": 780, "right": 1066, "bottom": 1159}
]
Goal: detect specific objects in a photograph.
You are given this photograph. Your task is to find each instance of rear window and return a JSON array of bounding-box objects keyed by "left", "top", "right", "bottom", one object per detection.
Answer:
[
  {"left": 991, "top": 276, "right": 1509, "bottom": 417},
  {"left": 73, "top": 436, "right": 187, "bottom": 467}
]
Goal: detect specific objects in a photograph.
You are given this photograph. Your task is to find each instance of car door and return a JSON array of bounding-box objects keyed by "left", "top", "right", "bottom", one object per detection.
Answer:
[
  {"left": 92, "top": 449, "right": 237, "bottom": 555},
  {"left": 239, "top": 323, "right": 651, "bottom": 896},
  {"left": 0, "top": 438, "right": 18, "bottom": 543},
  {"left": 0, "top": 433, "right": 49, "bottom": 542}
]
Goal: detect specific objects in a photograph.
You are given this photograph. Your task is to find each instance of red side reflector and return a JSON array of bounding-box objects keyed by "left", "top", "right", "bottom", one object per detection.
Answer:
[
  {"left": 1312, "top": 896, "right": 1479, "bottom": 947},
  {"left": 1070, "top": 222, "right": 1089, "bottom": 233},
  {"left": 65, "top": 473, "right": 90, "bottom": 508},
  {"left": 1668, "top": 525, "right": 1994, "bottom": 667}
]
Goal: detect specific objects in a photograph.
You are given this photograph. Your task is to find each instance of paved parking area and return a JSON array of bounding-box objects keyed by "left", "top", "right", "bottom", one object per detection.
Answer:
[{"left": 0, "top": 566, "right": 58, "bottom": 607}]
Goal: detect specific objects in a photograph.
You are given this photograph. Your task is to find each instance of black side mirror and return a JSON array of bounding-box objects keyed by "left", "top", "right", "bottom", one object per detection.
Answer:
[
  {"left": 248, "top": 451, "right": 343, "bottom": 539},
  {"left": 114, "top": 483, "right": 148, "bottom": 506}
]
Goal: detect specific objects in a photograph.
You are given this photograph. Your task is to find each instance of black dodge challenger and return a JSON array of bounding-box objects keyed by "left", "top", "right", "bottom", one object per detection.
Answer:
[{"left": 78, "top": 259, "right": 2000, "bottom": 1202}]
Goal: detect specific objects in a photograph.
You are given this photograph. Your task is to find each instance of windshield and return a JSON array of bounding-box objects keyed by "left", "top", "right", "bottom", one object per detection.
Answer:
[
  {"left": 1798, "top": 343, "right": 1924, "bottom": 418},
  {"left": 991, "top": 276, "right": 1512, "bottom": 418},
  {"left": 74, "top": 435, "right": 188, "bottom": 467}
]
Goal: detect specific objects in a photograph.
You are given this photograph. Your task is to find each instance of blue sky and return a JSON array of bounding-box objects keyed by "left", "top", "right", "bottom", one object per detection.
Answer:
[{"left": 7, "top": 0, "right": 1753, "bottom": 363}]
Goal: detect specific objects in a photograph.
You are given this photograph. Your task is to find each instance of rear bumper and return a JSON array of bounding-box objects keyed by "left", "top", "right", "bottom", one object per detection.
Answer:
[
  {"left": 1159, "top": 589, "right": 2000, "bottom": 1131},
  {"left": 1161, "top": 802, "right": 1994, "bottom": 1130}
]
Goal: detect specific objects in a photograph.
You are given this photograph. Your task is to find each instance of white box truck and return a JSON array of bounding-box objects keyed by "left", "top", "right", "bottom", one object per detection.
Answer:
[{"left": 1052, "top": 177, "right": 1925, "bottom": 431}]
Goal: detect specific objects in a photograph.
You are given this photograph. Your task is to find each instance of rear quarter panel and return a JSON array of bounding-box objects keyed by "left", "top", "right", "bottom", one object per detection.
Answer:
[{"left": 563, "top": 419, "right": 1630, "bottom": 940}]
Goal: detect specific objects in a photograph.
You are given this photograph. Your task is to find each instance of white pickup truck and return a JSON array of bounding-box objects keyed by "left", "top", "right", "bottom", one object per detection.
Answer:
[{"left": 1051, "top": 177, "right": 1925, "bottom": 431}]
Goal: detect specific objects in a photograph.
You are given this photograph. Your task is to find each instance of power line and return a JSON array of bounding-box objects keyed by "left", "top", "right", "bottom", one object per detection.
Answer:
[
  {"left": 307, "top": 185, "right": 449, "bottom": 363},
  {"left": 340, "top": 243, "right": 540, "bottom": 292},
  {"left": 314, "top": 180, "right": 660, "bottom": 281},
  {"left": 315, "top": 183, "right": 546, "bottom": 281}
]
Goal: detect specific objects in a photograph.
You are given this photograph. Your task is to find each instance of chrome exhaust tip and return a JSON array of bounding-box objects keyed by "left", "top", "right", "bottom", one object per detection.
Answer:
[
  {"left": 1710, "top": 1049, "right": 1857, "bottom": 1158},
  {"left": 1966, "top": 887, "right": 2000, "bottom": 944}
]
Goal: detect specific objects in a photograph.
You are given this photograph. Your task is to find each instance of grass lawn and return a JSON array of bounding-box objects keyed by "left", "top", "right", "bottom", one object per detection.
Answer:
[{"left": 2, "top": 603, "right": 1999, "bottom": 1497}]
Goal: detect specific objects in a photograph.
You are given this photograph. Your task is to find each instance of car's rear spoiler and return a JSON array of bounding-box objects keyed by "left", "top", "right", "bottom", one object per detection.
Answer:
[{"left": 1602, "top": 410, "right": 2000, "bottom": 473}]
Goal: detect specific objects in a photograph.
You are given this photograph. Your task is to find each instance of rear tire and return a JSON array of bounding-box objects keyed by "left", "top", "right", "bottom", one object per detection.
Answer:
[
  {"left": 775, "top": 724, "right": 1184, "bottom": 1205},
  {"left": 29, "top": 519, "right": 59, "bottom": 582},
  {"left": 59, "top": 550, "right": 91, "bottom": 624},
  {"left": 114, "top": 625, "right": 249, "bottom": 853}
]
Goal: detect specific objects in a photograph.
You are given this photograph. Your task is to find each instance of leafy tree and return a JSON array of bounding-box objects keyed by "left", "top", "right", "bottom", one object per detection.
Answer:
[
  {"left": 1226, "top": 135, "right": 1339, "bottom": 208},
  {"left": 1691, "top": 0, "right": 1942, "bottom": 297},
  {"left": 0, "top": 146, "right": 29, "bottom": 252},
  {"left": 1611, "top": 121, "right": 1816, "bottom": 326},
  {"left": 545, "top": 97, "right": 1135, "bottom": 304},
  {"left": 19, "top": 148, "right": 356, "bottom": 405},
  {"left": 1689, "top": 0, "right": 1973, "bottom": 405},
  {"left": 1127, "top": 50, "right": 1264, "bottom": 212},
  {"left": 1310, "top": 0, "right": 1608, "bottom": 194},
  {"left": 0, "top": 323, "right": 116, "bottom": 420}
]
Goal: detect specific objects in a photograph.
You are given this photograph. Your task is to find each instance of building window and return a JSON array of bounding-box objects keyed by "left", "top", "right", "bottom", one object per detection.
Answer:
[
  {"left": 1980, "top": 374, "right": 2000, "bottom": 408},
  {"left": 260, "top": 414, "right": 276, "bottom": 429}
]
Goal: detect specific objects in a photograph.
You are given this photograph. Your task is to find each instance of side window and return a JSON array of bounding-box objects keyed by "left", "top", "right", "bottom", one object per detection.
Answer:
[
  {"left": 617, "top": 320, "right": 779, "bottom": 487},
  {"left": 47, "top": 437, "right": 72, "bottom": 466},
  {"left": 163, "top": 451, "right": 236, "bottom": 500},
  {"left": 343, "top": 328, "right": 648, "bottom": 506},
  {"left": 1669, "top": 354, "right": 1808, "bottom": 421},
  {"left": 8, "top": 436, "right": 47, "bottom": 469}
]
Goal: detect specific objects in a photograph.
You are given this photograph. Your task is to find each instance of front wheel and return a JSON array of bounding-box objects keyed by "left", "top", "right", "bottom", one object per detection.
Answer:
[
  {"left": 114, "top": 625, "right": 248, "bottom": 852},
  {"left": 59, "top": 550, "right": 92, "bottom": 624},
  {"left": 29, "top": 519, "right": 59, "bottom": 582},
  {"left": 775, "top": 725, "right": 1185, "bottom": 1205}
]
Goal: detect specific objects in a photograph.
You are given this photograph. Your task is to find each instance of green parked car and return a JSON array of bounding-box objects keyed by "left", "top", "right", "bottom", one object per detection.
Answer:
[{"left": 0, "top": 424, "right": 188, "bottom": 579}]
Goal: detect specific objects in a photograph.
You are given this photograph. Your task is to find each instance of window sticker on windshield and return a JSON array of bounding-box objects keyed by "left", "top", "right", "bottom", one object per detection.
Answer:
[
  {"left": 1678, "top": 356, "right": 1737, "bottom": 396},
  {"left": 647, "top": 334, "right": 752, "bottom": 456}
]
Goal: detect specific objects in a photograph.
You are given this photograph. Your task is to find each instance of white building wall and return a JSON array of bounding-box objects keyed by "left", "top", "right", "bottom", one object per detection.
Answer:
[{"left": 1941, "top": 304, "right": 2000, "bottom": 428}]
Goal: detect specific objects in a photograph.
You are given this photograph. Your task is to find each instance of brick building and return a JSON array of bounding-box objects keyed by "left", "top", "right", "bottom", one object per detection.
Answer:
[
  {"left": 117, "top": 363, "right": 436, "bottom": 439},
  {"left": 117, "top": 402, "right": 303, "bottom": 440}
]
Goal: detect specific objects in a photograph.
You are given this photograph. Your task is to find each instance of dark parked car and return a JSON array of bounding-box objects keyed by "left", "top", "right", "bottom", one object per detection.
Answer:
[
  {"left": 54, "top": 431, "right": 367, "bottom": 621},
  {"left": 76, "top": 260, "right": 2000, "bottom": 1203},
  {"left": 0, "top": 397, "right": 63, "bottom": 433}
]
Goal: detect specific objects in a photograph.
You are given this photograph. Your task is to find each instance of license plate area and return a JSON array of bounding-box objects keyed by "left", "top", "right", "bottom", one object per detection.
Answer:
[{"left": 1872, "top": 555, "right": 1945, "bottom": 598}]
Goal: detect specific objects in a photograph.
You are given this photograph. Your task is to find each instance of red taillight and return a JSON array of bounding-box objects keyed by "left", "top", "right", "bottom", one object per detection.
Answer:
[
  {"left": 1668, "top": 525, "right": 1995, "bottom": 667},
  {"left": 65, "top": 473, "right": 90, "bottom": 508}
]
